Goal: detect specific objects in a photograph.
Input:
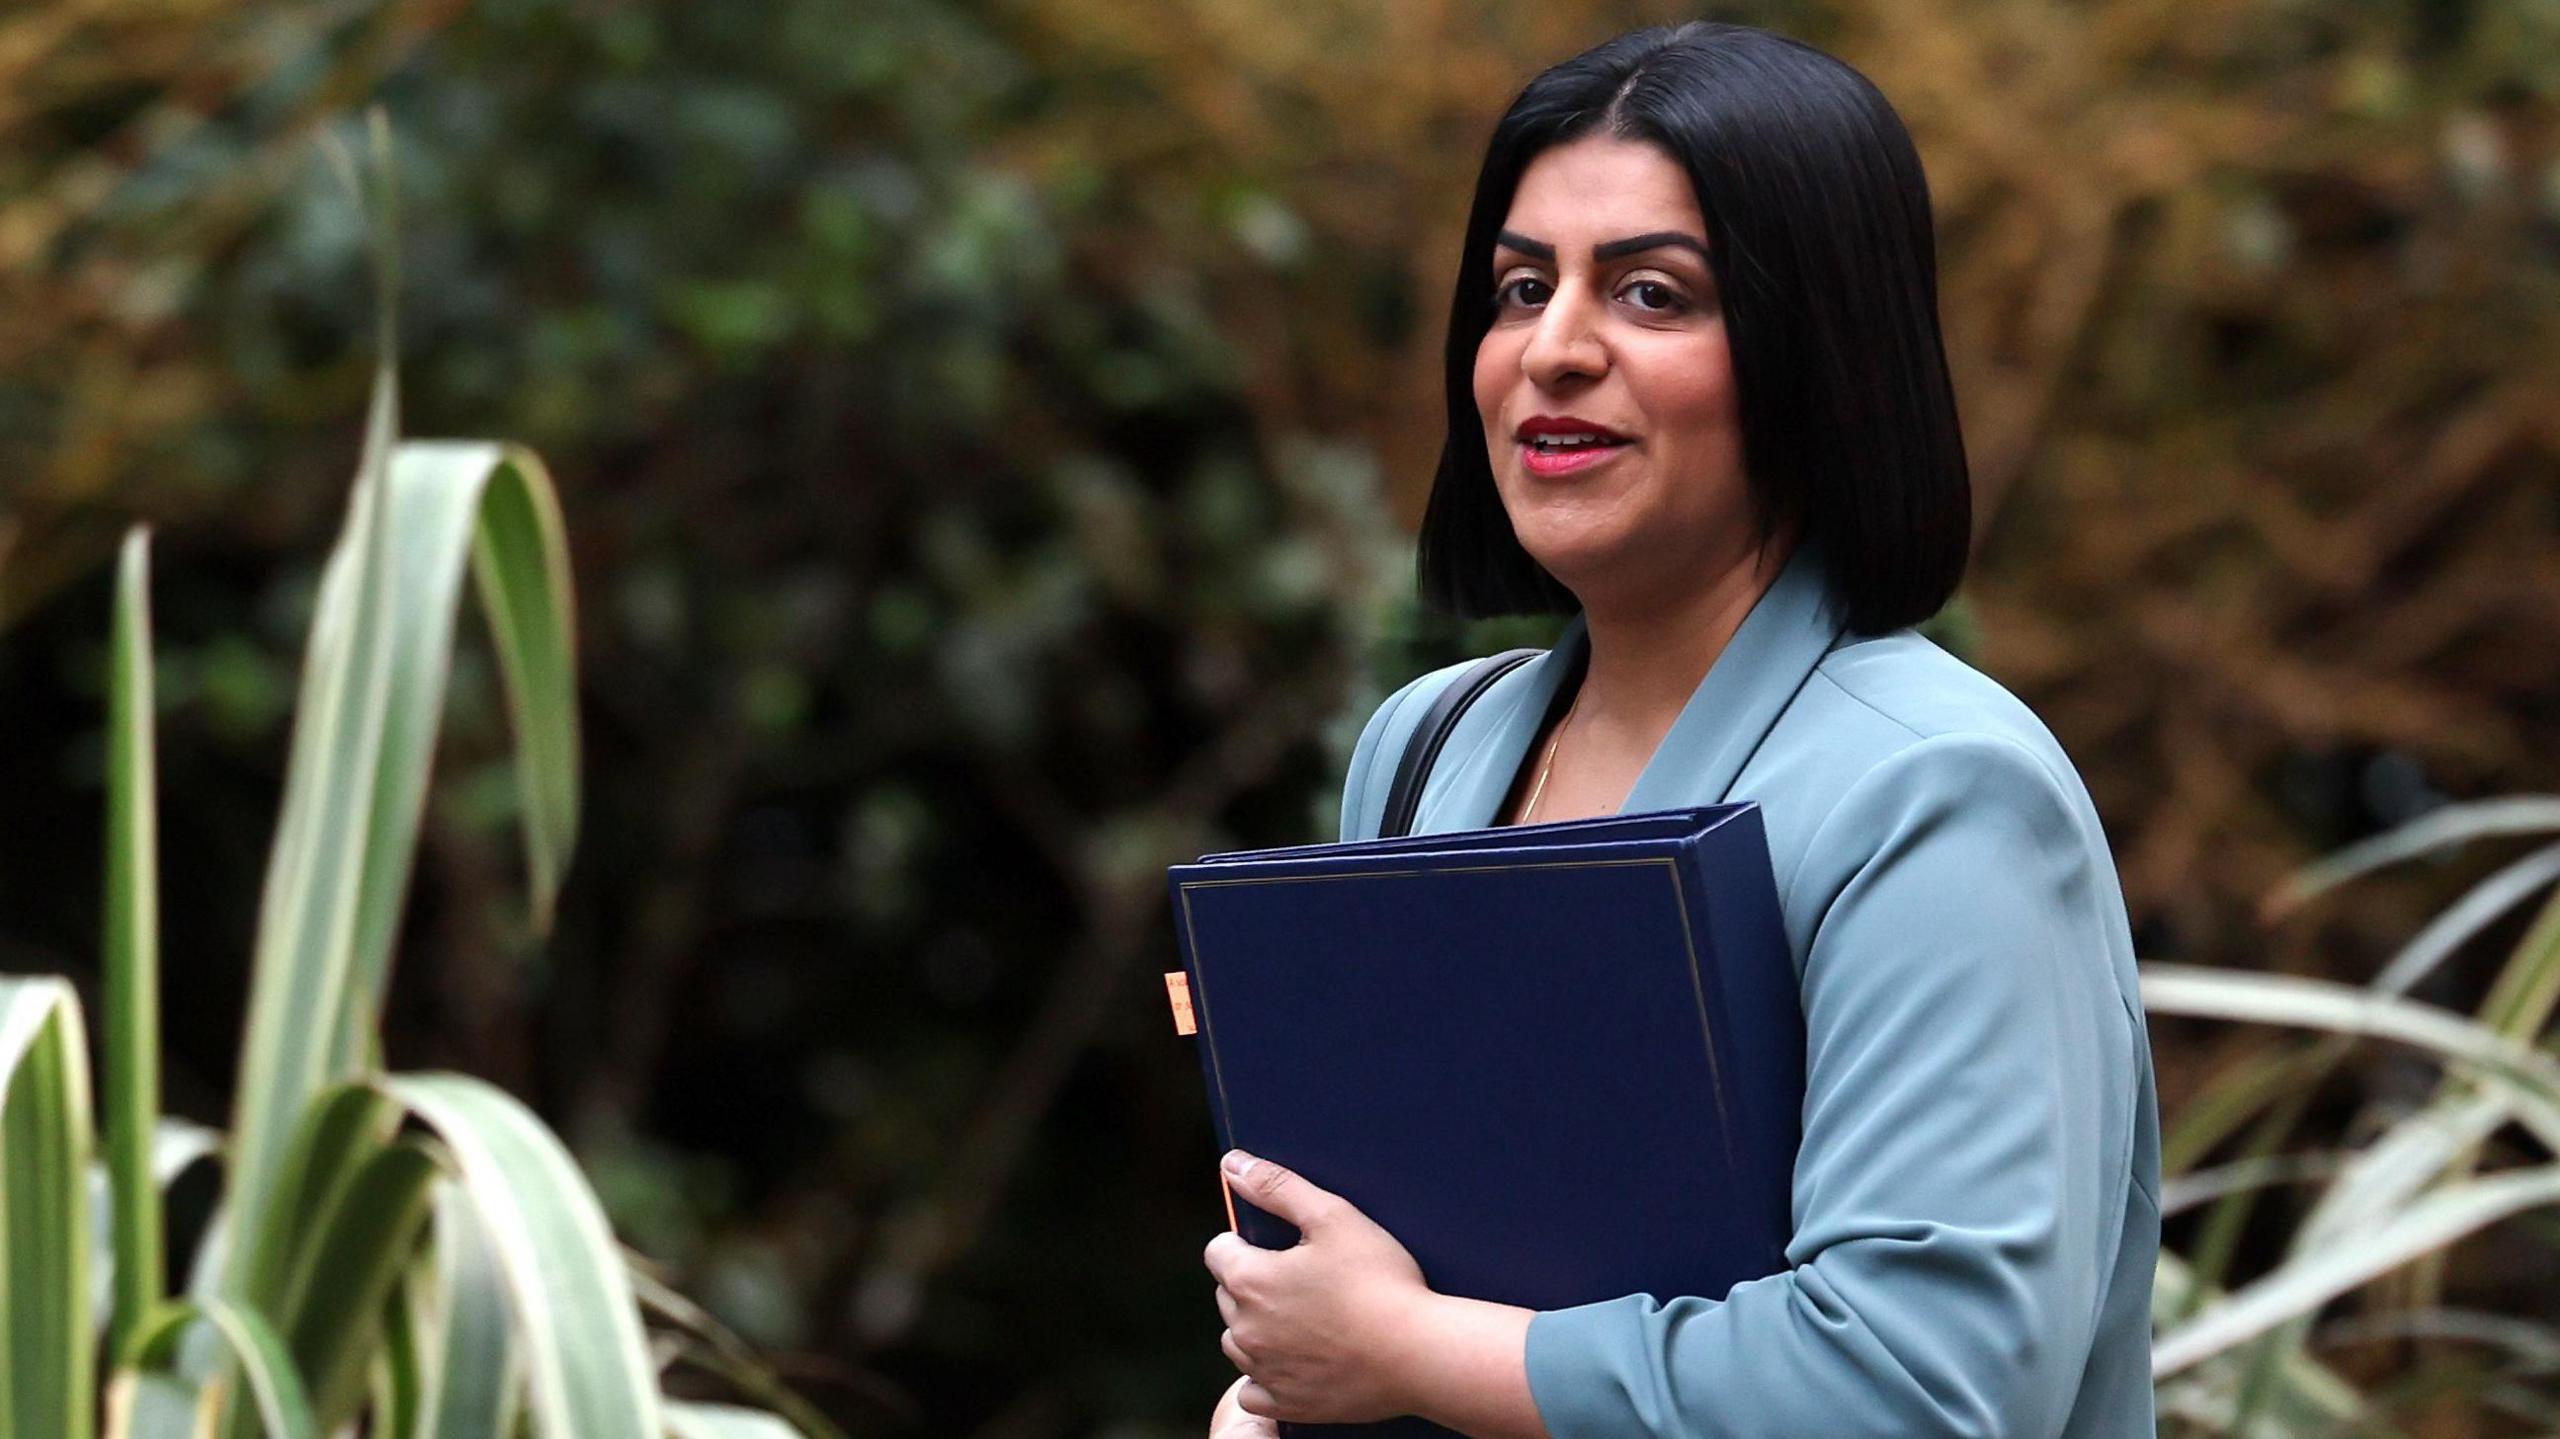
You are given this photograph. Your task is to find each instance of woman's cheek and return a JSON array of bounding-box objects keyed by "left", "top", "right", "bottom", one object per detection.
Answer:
[{"left": 1470, "top": 340, "right": 1515, "bottom": 456}]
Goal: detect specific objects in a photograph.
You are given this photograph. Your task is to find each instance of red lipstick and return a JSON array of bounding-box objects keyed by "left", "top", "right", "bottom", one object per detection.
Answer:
[{"left": 1513, "top": 415, "right": 1633, "bottom": 478}]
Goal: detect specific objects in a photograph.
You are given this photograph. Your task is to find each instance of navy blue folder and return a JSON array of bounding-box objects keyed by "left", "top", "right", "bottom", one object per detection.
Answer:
[{"left": 1168, "top": 804, "right": 1804, "bottom": 1439}]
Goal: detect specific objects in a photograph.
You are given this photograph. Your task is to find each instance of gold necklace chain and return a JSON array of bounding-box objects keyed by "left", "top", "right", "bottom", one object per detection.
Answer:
[{"left": 1518, "top": 686, "right": 1583, "bottom": 825}]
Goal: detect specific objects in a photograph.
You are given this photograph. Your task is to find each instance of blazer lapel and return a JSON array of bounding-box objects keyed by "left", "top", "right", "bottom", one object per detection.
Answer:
[
  {"left": 1416, "top": 541, "right": 1846, "bottom": 832},
  {"left": 1621, "top": 540, "right": 1846, "bottom": 812}
]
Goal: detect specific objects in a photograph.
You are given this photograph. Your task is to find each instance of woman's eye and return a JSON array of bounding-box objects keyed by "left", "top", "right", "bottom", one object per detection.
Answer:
[
  {"left": 1491, "top": 275, "right": 1691, "bottom": 312},
  {"left": 1621, "top": 280, "right": 1685, "bottom": 313}
]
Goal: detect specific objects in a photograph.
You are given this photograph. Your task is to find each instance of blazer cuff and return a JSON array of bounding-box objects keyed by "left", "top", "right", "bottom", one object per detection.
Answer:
[{"left": 1523, "top": 1295, "right": 1663, "bottom": 1439}]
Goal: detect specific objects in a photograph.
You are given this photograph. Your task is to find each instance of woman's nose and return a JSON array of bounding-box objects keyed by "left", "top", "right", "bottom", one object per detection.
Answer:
[{"left": 1520, "top": 282, "right": 1608, "bottom": 388}]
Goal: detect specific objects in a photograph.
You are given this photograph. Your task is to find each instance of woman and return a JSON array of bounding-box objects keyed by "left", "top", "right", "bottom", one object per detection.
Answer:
[{"left": 1201, "top": 21, "right": 2159, "bottom": 1439}]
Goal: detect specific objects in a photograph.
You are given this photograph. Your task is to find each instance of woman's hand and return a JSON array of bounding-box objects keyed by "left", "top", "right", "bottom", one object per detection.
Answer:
[
  {"left": 1202, "top": 1149, "right": 1436, "bottom": 1425},
  {"left": 1207, "top": 1375, "right": 1277, "bottom": 1438}
]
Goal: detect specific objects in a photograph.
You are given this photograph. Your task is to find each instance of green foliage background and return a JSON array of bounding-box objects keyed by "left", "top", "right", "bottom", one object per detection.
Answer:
[{"left": 4, "top": 0, "right": 2557, "bottom": 1434}]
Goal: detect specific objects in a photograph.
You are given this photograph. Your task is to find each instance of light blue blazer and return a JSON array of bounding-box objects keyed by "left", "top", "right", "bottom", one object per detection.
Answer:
[{"left": 1339, "top": 541, "right": 2159, "bottom": 1438}]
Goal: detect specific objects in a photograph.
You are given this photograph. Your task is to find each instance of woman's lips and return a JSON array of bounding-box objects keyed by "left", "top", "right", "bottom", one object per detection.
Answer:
[{"left": 1520, "top": 439, "right": 1631, "bottom": 478}]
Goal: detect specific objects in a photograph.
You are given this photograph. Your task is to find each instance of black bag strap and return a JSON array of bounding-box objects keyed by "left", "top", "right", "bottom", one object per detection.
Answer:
[{"left": 1378, "top": 648, "right": 1545, "bottom": 838}]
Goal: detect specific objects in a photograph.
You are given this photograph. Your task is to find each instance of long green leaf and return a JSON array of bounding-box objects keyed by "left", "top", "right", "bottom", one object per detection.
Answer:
[
  {"left": 2368, "top": 874, "right": 2560, "bottom": 1387},
  {"left": 221, "top": 114, "right": 414, "bottom": 1299},
  {"left": 2151, "top": 1253, "right": 2367, "bottom": 1435},
  {"left": 1, "top": 974, "right": 97, "bottom": 1439},
  {"left": 2174, "top": 1068, "right": 2328, "bottom": 1336},
  {"left": 2143, "top": 956, "right": 2560, "bottom": 1401},
  {"left": 2138, "top": 964, "right": 2560, "bottom": 1121},
  {"left": 423, "top": 1180, "right": 523, "bottom": 1439},
  {"left": 210, "top": 1085, "right": 404, "bottom": 1439},
  {"left": 2296, "top": 1092, "right": 2511, "bottom": 1250},
  {"left": 107, "top": 526, "right": 167, "bottom": 1363},
  {"left": 2157, "top": 933, "right": 2560, "bottom": 1412},
  {"left": 229, "top": 1085, "right": 401, "bottom": 1318},
  {"left": 329, "top": 438, "right": 582, "bottom": 1080},
  {"left": 2214, "top": 1091, "right": 2522, "bottom": 1423},
  {"left": 2155, "top": 1164, "right": 2560, "bottom": 1376},
  {"left": 461, "top": 446, "right": 581, "bottom": 931},
  {"left": 379, "top": 1073, "right": 661, "bottom": 1438},
  {"left": 271, "top": 1137, "right": 441, "bottom": 1429},
  {"left": 2369, "top": 839, "right": 2560, "bottom": 997},
  {"left": 2262, "top": 796, "right": 2560, "bottom": 918},
  {"left": 222, "top": 348, "right": 405, "bottom": 1285},
  {"left": 2479, "top": 880, "right": 2560, "bottom": 1041},
  {"left": 92, "top": 1123, "right": 226, "bottom": 1390},
  {"left": 126, "top": 1299, "right": 318, "bottom": 1439},
  {"left": 2159, "top": 1152, "right": 2344, "bottom": 1218},
  {"left": 229, "top": 341, "right": 584, "bottom": 1305},
  {"left": 629, "top": 1263, "right": 849, "bottom": 1439},
  {"left": 373, "top": 1263, "right": 431, "bottom": 1439}
]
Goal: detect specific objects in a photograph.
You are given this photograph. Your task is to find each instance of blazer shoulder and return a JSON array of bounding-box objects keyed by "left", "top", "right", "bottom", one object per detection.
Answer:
[
  {"left": 1801, "top": 629, "right": 2089, "bottom": 794},
  {"left": 1813, "top": 630, "right": 2048, "bottom": 739},
  {"left": 1782, "top": 649, "right": 2136, "bottom": 994},
  {"left": 1337, "top": 658, "right": 1482, "bottom": 842},
  {"left": 1745, "top": 629, "right": 2114, "bottom": 915}
]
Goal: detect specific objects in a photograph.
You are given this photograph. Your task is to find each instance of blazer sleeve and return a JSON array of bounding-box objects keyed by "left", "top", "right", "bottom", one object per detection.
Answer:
[{"left": 1522, "top": 732, "right": 2138, "bottom": 1439}]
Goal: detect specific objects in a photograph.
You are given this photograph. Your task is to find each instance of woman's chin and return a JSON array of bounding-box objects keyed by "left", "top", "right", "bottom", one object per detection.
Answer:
[{"left": 1517, "top": 541, "right": 1631, "bottom": 598}]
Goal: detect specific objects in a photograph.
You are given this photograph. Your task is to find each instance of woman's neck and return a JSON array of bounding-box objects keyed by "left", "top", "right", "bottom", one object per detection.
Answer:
[{"left": 1572, "top": 534, "right": 1797, "bottom": 759}]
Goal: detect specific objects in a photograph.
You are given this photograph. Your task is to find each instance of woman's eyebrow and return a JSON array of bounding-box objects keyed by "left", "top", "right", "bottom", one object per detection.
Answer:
[{"left": 1495, "top": 229, "right": 1710, "bottom": 263}]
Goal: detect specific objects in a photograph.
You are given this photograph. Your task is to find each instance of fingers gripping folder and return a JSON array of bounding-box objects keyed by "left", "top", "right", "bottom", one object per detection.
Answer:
[{"left": 1164, "top": 804, "right": 1806, "bottom": 1439}]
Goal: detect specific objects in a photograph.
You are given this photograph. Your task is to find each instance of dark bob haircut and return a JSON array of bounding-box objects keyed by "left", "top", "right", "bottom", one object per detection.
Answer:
[{"left": 1416, "top": 22, "right": 1970, "bottom": 637}]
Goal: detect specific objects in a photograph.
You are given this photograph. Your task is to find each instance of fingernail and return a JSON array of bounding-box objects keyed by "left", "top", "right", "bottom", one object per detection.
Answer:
[{"left": 1222, "top": 1149, "right": 1258, "bottom": 1180}]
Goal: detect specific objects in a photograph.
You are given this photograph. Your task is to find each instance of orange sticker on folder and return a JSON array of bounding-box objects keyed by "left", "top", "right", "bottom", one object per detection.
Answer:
[{"left": 1164, "top": 971, "right": 1197, "bottom": 1035}]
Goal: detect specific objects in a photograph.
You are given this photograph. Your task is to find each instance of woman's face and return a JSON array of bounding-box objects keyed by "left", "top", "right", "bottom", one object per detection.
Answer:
[{"left": 1471, "top": 133, "right": 1755, "bottom": 609}]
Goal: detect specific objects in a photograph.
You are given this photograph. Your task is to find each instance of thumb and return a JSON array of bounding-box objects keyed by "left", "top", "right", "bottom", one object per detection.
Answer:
[
  {"left": 1213, "top": 1411, "right": 1281, "bottom": 1439},
  {"left": 1213, "top": 1407, "right": 1282, "bottom": 1439},
  {"left": 1222, "top": 1149, "right": 1340, "bottom": 1230}
]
